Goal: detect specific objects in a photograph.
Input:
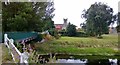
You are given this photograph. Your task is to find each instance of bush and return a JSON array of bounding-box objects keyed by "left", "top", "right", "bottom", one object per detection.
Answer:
[
  {"left": 45, "top": 34, "right": 53, "bottom": 40},
  {"left": 66, "top": 23, "right": 77, "bottom": 37},
  {"left": 116, "top": 25, "right": 120, "bottom": 32},
  {"left": 35, "top": 34, "right": 43, "bottom": 41},
  {"left": 48, "top": 29, "right": 60, "bottom": 39},
  {"left": 59, "top": 31, "right": 89, "bottom": 37},
  {"left": 97, "top": 36, "right": 103, "bottom": 39},
  {"left": 76, "top": 32, "right": 89, "bottom": 37},
  {"left": 59, "top": 31, "right": 67, "bottom": 36}
]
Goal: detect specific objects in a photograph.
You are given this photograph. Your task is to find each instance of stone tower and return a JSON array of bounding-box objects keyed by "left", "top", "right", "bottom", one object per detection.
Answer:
[{"left": 62, "top": 18, "right": 68, "bottom": 30}]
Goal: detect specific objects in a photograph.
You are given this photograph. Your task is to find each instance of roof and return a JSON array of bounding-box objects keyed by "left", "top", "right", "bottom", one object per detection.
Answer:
[
  {"left": 5, "top": 32, "right": 38, "bottom": 43},
  {"left": 55, "top": 24, "right": 63, "bottom": 30}
]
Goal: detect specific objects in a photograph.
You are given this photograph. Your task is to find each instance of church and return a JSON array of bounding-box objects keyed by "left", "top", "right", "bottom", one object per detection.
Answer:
[{"left": 54, "top": 18, "right": 68, "bottom": 31}]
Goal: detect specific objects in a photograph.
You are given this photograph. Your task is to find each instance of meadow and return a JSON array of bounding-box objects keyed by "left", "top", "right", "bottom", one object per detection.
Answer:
[{"left": 34, "top": 34, "right": 119, "bottom": 55}]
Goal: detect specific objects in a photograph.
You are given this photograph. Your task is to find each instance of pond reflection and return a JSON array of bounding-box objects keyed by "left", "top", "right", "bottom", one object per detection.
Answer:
[
  {"left": 38, "top": 54, "right": 120, "bottom": 65},
  {"left": 56, "top": 59, "right": 119, "bottom": 65}
]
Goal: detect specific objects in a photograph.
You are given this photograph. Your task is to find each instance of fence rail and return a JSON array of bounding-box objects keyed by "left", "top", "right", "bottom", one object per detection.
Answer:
[{"left": 4, "top": 34, "right": 29, "bottom": 65}]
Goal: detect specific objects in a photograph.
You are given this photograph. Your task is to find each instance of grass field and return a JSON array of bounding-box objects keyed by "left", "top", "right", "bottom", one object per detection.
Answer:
[{"left": 34, "top": 34, "right": 119, "bottom": 55}]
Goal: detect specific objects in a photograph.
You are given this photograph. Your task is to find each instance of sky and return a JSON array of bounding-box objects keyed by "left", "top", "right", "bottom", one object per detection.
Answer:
[{"left": 52, "top": 0, "right": 119, "bottom": 28}]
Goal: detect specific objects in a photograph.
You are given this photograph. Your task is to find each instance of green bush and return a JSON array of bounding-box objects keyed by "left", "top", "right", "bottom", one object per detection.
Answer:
[
  {"left": 59, "top": 31, "right": 88, "bottom": 37},
  {"left": 76, "top": 32, "right": 89, "bottom": 37},
  {"left": 35, "top": 34, "right": 43, "bottom": 41},
  {"left": 59, "top": 31, "right": 67, "bottom": 36},
  {"left": 48, "top": 29, "right": 60, "bottom": 39}
]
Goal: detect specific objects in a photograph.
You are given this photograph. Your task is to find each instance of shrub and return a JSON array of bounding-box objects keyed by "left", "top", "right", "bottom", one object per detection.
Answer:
[
  {"left": 35, "top": 34, "right": 43, "bottom": 41},
  {"left": 59, "top": 31, "right": 67, "bottom": 36},
  {"left": 76, "top": 32, "right": 89, "bottom": 37},
  {"left": 66, "top": 23, "right": 77, "bottom": 37},
  {"left": 48, "top": 29, "right": 60, "bottom": 39},
  {"left": 97, "top": 36, "right": 103, "bottom": 39},
  {"left": 45, "top": 34, "right": 53, "bottom": 40}
]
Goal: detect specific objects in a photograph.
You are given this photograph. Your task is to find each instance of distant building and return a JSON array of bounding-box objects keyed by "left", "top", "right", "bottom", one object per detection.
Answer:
[
  {"left": 109, "top": 27, "right": 117, "bottom": 34},
  {"left": 55, "top": 18, "right": 68, "bottom": 31}
]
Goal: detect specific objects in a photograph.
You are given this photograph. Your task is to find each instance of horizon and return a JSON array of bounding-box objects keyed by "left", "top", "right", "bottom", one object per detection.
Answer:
[{"left": 52, "top": 0, "right": 119, "bottom": 28}]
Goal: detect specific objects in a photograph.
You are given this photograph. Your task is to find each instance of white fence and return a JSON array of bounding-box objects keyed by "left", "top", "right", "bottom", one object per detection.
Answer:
[{"left": 4, "top": 34, "right": 29, "bottom": 65}]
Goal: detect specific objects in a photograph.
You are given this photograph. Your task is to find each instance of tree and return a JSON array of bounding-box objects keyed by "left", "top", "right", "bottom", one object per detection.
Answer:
[
  {"left": 42, "top": 1, "right": 55, "bottom": 31},
  {"left": 116, "top": 12, "right": 120, "bottom": 32},
  {"left": 80, "top": 22, "right": 86, "bottom": 32},
  {"left": 66, "top": 23, "right": 77, "bottom": 36},
  {"left": 82, "top": 2, "right": 116, "bottom": 37},
  {"left": 2, "top": 1, "right": 55, "bottom": 32}
]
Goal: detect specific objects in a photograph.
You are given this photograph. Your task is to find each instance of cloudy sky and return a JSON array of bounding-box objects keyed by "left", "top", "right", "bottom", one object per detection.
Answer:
[{"left": 52, "top": 0, "right": 119, "bottom": 28}]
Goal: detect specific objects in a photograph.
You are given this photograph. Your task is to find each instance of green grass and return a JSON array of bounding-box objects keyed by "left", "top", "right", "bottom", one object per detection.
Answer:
[
  {"left": 2, "top": 44, "right": 13, "bottom": 63},
  {"left": 34, "top": 34, "right": 119, "bottom": 55}
]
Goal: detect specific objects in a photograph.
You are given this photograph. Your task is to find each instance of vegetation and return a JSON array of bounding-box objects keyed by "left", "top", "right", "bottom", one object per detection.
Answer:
[
  {"left": 116, "top": 12, "right": 120, "bottom": 32},
  {"left": 81, "top": 2, "right": 117, "bottom": 37},
  {"left": 2, "top": 2, "right": 55, "bottom": 32},
  {"left": 66, "top": 23, "right": 77, "bottom": 37},
  {"left": 34, "top": 34, "right": 118, "bottom": 55},
  {"left": 2, "top": 44, "right": 13, "bottom": 63}
]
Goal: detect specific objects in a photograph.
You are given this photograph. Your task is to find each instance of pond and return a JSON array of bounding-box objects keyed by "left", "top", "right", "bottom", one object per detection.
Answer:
[{"left": 37, "top": 54, "right": 120, "bottom": 65}]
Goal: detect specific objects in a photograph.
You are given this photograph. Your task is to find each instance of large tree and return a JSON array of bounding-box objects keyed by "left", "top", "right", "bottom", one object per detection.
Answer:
[
  {"left": 2, "top": 1, "right": 55, "bottom": 32},
  {"left": 82, "top": 2, "right": 116, "bottom": 37},
  {"left": 42, "top": 1, "right": 55, "bottom": 31}
]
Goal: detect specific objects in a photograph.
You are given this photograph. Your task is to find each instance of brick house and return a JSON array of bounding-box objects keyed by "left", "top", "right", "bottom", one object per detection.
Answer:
[{"left": 54, "top": 19, "right": 68, "bottom": 31}]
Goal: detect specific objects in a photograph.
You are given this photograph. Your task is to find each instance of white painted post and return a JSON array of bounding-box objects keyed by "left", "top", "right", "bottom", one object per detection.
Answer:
[
  {"left": 4, "top": 34, "right": 8, "bottom": 46},
  {"left": 20, "top": 52, "right": 29, "bottom": 65},
  {"left": 10, "top": 39, "right": 14, "bottom": 44}
]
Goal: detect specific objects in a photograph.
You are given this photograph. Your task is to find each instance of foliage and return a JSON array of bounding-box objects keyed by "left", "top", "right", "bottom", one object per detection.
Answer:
[
  {"left": 76, "top": 32, "right": 89, "bottom": 37},
  {"left": 34, "top": 34, "right": 118, "bottom": 55},
  {"left": 81, "top": 2, "right": 117, "bottom": 37},
  {"left": 116, "top": 25, "right": 120, "bottom": 32},
  {"left": 2, "top": 44, "right": 13, "bottom": 63},
  {"left": 2, "top": 2, "right": 55, "bottom": 32},
  {"left": 49, "top": 28, "right": 60, "bottom": 39},
  {"left": 43, "top": 20, "right": 55, "bottom": 31},
  {"left": 42, "top": 1, "right": 55, "bottom": 31},
  {"left": 59, "top": 31, "right": 67, "bottom": 36},
  {"left": 28, "top": 50, "right": 39, "bottom": 63},
  {"left": 14, "top": 41, "right": 23, "bottom": 52},
  {"left": 35, "top": 34, "right": 43, "bottom": 42},
  {"left": 80, "top": 23, "right": 86, "bottom": 32},
  {"left": 59, "top": 31, "right": 88, "bottom": 37},
  {"left": 116, "top": 12, "right": 120, "bottom": 32},
  {"left": 66, "top": 23, "right": 77, "bottom": 37}
]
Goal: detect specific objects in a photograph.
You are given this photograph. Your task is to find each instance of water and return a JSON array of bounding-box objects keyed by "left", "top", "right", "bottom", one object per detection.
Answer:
[
  {"left": 38, "top": 54, "right": 120, "bottom": 65},
  {"left": 55, "top": 59, "right": 118, "bottom": 65}
]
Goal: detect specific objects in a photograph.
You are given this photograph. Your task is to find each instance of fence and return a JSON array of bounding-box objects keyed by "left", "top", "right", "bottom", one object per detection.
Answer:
[{"left": 4, "top": 34, "right": 29, "bottom": 65}]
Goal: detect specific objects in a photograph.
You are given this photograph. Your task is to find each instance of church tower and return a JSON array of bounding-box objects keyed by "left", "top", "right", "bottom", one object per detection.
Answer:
[{"left": 62, "top": 18, "right": 68, "bottom": 30}]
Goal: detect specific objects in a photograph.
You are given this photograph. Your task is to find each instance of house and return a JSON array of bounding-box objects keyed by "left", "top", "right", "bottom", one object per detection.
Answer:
[
  {"left": 54, "top": 18, "right": 68, "bottom": 31},
  {"left": 109, "top": 27, "right": 117, "bottom": 34}
]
